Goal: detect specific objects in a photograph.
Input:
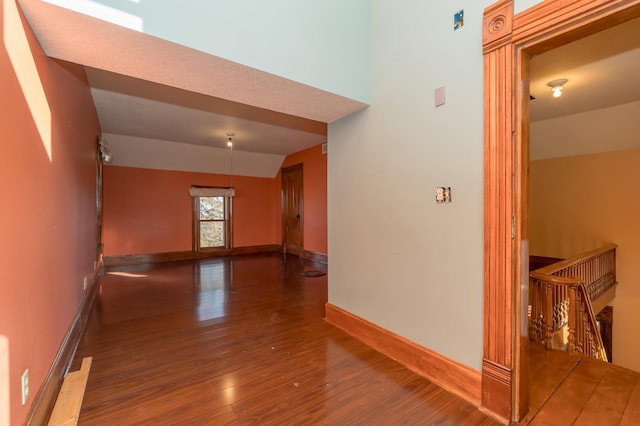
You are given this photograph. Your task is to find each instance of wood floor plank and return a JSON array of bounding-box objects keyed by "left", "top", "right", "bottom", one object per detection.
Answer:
[
  {"left": 575, "top": 363, "right": 638, "bottom": 426},
  {"left": 528, "top": 370, "right": 599, "bottom": 425},
  {"left": 47, "top": 357, "right": 92, "bottom": 426},
  {"left": 72, "top": 254, "right": 499, "bottom": 425},
  {"left": 524, "top": 344, "right": 582, "bottom": 423},
  {"left": 620, "top": 374, "right": 640, "bottom": 426}
]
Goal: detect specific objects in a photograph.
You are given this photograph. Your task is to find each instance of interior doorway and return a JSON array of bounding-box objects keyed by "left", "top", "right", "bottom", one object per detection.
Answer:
[
  {"left": 281, "top": 163, "right": 304, "bottom": 257},
  {"left": 482, "top": 0, "right": 640, "bottom": 422}
]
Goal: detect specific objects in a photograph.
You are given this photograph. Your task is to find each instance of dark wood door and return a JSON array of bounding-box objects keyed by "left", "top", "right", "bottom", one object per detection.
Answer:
[{"left": 281, "top": 164, "right": 303, "bottom": 256}]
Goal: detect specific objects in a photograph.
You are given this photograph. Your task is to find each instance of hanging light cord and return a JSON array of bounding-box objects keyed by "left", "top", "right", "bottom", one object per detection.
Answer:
[{"left": 227, "top": 133, "right": 234, "bottom": 188}]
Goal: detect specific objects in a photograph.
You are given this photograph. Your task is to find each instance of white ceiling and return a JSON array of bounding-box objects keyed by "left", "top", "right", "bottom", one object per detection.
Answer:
[
  {"left": 530, "top": 16, "right": 640, "bottom": 122},
  {"left": 16, "top": 1, "right": 640, "bottom": 159},
  {"left": 86, "top": 68, "right": 328, "bottom": 155}
]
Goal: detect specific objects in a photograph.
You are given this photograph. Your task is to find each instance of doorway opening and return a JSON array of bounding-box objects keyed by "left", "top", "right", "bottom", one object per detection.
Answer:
[{"left": 482, "top": 0, "right": 640, "bottom": 422}]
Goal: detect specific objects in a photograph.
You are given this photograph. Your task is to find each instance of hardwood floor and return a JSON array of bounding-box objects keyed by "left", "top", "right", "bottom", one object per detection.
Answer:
[
  {"left": 524, "top": 344, "right": 640, "bottom": 425},
  {"left": 71, "top": 254, "right": 499, "bottom": 425}
]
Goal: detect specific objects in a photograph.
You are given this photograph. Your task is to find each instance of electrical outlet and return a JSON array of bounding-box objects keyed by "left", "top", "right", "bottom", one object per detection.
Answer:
[
  {"left": 436, "top": 187, "right": 452, "bottom": 203},
  {"left": 21, "top": 369, "right": 29, "bottom": 405},
  {"left": 83, "top": 276, "right": 88, "bottom": 291}
]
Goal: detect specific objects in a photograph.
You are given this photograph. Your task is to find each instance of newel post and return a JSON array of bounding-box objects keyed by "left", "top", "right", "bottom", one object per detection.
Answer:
[{"left": 482, "top": 0, "right": 519, "bottom": 421}]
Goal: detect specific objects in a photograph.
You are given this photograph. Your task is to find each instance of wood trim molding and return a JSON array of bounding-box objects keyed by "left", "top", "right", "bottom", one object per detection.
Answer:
[
  {"left": 480, "top": 360, "right": 512, "bottom": 424},
  {"left": 24, "top": 259, "right": 103, "bottom": 426},
  {"left": 513, "top": 0, "right": 640, "bottom": 53},
  {"left": 302, "top": 250, "right": 328, "bottom": 264},
  {"left": 482, "top": 0, "right": 516, "bottom": 421},
  {"left": 483, "top": 0, "right": 513, "bottom": 52},
  {"left": 483, "top": 0, "right": 640, "bottom": 422},
  {"left": 103, "top": 245, "right": 281, "bottom": 267},
  {"left": 325, "top": 303, "right": 481, "bottom": 407}
]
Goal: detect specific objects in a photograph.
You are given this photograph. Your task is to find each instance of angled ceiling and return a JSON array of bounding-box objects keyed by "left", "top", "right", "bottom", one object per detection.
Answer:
[
  {"left": 86, "top": 68, "right": 328, "bottom": 155},
  {"left": 17, "top": 0, "right": 368, "bottom": 157},
  {"left": 16, "top": 1, "right": 640, "bottom": 162}
]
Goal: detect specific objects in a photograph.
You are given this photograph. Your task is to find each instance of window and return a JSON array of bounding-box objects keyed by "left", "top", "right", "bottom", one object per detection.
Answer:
[{"left": 191, "top": 187, "right": 233, "bottom": 251}]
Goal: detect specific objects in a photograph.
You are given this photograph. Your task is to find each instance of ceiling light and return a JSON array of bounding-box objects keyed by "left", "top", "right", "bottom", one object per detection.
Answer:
[{"left": 547, "top": 79, "right": 568, "bottom": 98}]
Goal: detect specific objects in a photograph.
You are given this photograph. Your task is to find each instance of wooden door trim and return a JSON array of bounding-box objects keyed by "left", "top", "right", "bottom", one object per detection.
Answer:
[
  {"left": 281, "top": 163, "right": 304, "bottom": 256},
  {"left": 482, "top": 0, "right": 640, "bottom": 422}
]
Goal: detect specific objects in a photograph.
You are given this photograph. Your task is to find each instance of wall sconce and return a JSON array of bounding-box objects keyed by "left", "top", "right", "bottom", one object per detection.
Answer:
[
  {"left": 547, "top": 79, "right": 568, "bottom": 98},
  {"left": 226, "top": 132, "right": 235, "bottom": 148}
]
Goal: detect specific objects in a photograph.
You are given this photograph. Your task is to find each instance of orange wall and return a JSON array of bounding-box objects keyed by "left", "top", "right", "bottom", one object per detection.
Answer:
[
  {"left": 103, "top": 166, "right": 278, "bottom": 255},
  {"left": 278, "top": 144, "right": 328, "bottom": 254},
  {"left": 0, "top": 1, "right": 101, "bottom": 424},
  {"left": 530, "top": 149, "right": 640, "bottom": 372},
  {"left": 104, "top": 143, "right": 328, "bottom": 257}
]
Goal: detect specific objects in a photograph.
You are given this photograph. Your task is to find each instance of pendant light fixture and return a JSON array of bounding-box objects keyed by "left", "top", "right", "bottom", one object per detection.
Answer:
[{"left": 226, "top": 132, "right": 234, "bottom": 187}]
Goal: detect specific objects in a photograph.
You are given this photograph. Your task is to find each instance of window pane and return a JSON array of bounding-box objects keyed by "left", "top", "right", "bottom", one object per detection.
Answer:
[
  {"left": 200, "top": 221, "right": 224, "bottom": 247},
  {"left": 199, "top": 197, "right": 224, "bottom": 220}
]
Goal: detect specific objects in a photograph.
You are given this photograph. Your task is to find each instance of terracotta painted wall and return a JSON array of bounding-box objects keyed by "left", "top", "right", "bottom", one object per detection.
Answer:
[
  {"left": 103, "top": 166, "right": 278, "bottom": 256},
  {"left": 530, "top": 149, "right": 640, "bottom": 372},
  {"left": 0, "top": 1, "right": 101, "bottom": 424},
  {"left": 277, "top": 144, "right": 328, "bottom": 255}
]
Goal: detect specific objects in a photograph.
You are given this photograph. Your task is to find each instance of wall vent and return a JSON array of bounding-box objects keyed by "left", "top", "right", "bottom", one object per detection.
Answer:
[{"left": 321, "top": 143, "right": 328, "bottom": 154}]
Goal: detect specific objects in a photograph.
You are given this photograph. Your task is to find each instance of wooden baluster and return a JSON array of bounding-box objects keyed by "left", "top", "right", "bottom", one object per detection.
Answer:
[
  {"left": 582, "top": 296, "right": 598, "bottom": 358},
  {"left": 528, "top": 278, "right": 534, "bottom": 340},
  {"left": 579, "top": 290, "right": 587, "bottom": 355},
  {"left": 532, "top": 279, "right": 541, "bottom": 342},
  {"left": 567, "top": 285, "right": 577, "bottom": 353},
  {"left": 561, "top": 287, "right": 565, "bottom": 332},
  {"left": 581, "top": 290, "right": 585, "bottom": 352},
  {"left": 530, "top": 245, "right": 616, "bottom": 359},
  {"left": 545, "top": 283, "right": 553, "bottom": 350},
  {"left": 583, "top": 296, "right": 591, "bottom": 356}
]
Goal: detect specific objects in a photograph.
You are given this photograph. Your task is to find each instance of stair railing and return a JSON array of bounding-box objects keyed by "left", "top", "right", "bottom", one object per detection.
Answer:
[{"left": 529, "top": 244, "right": 616, "bottom": 361}]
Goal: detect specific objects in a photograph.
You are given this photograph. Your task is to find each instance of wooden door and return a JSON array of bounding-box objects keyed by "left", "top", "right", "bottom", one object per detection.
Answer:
[{"left": 281, "top": 164, "right": 303, "bottom": 256}]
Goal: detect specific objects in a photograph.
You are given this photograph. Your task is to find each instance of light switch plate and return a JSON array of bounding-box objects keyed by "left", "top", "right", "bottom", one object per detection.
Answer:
[{"left": 435, "top": 86, "right": 446, "bottom": 107}]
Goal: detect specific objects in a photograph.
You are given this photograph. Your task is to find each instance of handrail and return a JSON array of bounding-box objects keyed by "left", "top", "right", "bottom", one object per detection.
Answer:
[
  {"left": 534, "top": 243, "right": 617, "bottom": 301},
  {"left": 529, "top": 272, "right": 577, "bottom": 285},
  {"left": 533, "top": 243, "right": 617, "bottom": 276},
  {"left": 529, "top": 244, "right": 616, "bottom": 361},
  {"left": 570, "top": 283, "right": 608, "bottom": 360}
]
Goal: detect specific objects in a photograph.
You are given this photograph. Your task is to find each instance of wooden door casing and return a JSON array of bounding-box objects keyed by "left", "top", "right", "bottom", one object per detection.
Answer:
[
  {"left": 281, "top": 164, "right": 304, "bottom": 256},
  {"left": 483, "top": 0, "right": 640, "bottom": 422}
]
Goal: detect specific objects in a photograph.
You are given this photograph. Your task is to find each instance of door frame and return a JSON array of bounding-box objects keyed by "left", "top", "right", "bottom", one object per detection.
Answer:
[
  {"left": 281, "top": 163, "right": 304, "bottom": 256},
  {"left": 482, "top": 0, "right": 640, "bottom": 422}
]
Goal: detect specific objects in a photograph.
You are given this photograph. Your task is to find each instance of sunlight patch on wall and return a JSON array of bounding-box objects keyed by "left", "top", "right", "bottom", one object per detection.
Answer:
[
  {"left": 43, "top": 0, "right": 143, "bottom": 31},
  {"left": 4, "top": 0, "right": 52, "bottom": 161}
]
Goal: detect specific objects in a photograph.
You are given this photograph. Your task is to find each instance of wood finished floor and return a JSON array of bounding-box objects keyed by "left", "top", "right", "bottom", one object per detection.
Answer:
[
  {"left": 524, "top": 343, "right": 640, "bottom": 425},
  {"left": 71, "top": 254, "right": 499, "bottom": 425}
]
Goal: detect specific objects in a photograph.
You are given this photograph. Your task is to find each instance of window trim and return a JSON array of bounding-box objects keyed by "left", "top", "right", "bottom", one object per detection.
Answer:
[{"left": 192, "top": 192, "right": 233, "bottom": 251}]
